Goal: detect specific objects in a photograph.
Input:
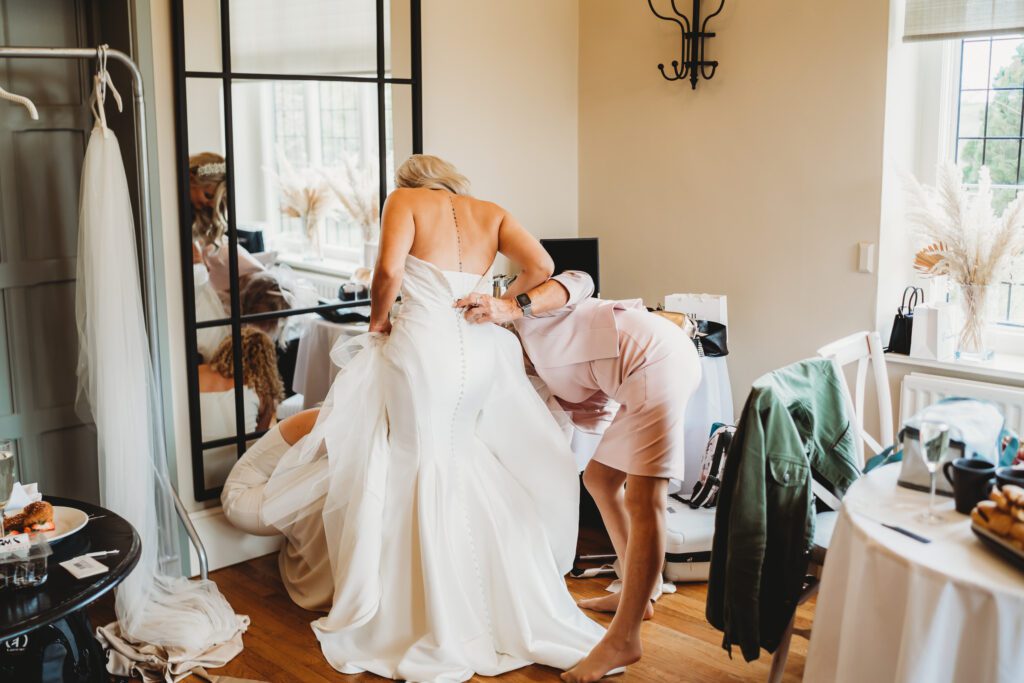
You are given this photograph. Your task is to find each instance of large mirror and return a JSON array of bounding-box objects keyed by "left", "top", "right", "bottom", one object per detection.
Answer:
[{"left": 173, "top": 0, "right": 422, "bottom": 500}]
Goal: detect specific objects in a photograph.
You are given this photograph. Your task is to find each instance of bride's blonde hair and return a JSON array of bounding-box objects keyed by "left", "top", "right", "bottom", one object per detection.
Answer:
[{"left": 395, "top": 154, "right": 471, "bottom": 196}]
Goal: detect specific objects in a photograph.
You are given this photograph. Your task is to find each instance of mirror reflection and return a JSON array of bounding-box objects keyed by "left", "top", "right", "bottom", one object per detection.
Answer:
[
  {"left": 199, "top": 326, "right": 284, "bottom": 490},
  {"left": 181, "top": 2, "right": 418, "bottom": 497}
]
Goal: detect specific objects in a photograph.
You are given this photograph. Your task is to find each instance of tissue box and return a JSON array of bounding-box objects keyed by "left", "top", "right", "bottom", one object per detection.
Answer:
[
  {"left": 664, "top": 293, "right": 728, "bottom": 325},
  {"left": 0, "top": 534, "right": 52, "bottom": 589}
]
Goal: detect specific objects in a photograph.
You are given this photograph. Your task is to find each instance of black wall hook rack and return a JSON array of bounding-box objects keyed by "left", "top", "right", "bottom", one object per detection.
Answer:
[{"left": 647, "top": 0, "right": 725, "bottom": 90}]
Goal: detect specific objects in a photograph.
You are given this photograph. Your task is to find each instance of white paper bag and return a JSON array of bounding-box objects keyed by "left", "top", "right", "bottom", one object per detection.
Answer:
[
  {"left": 664, "top": 293, "right": 728, "bottom": 325},
  {"left": 909, "top": 302, "right": 956, "bottom": 361}
]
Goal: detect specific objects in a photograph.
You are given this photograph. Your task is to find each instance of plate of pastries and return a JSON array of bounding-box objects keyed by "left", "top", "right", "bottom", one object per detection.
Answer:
[
  {"left": 971, "top": 485, "right": 1024, "bottom": 571},
  {"left": 2, "top": 501, "right": 89, "bottom": 543}
]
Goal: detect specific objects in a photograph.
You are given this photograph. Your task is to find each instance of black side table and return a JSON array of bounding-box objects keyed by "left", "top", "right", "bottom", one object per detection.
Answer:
[{"left": 0, "top": 496, "right": 141, "bottom": 683}]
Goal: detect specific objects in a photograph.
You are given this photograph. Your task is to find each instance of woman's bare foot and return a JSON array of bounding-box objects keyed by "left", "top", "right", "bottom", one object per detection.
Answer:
[
  {"left": 578, "top": 592, "right": 654, "bottom": 620},
  {"left": 561, "top": 638, "right": 641, "bottom": 683}
]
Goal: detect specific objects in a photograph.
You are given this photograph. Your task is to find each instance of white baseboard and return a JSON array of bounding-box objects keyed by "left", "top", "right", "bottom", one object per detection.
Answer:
[{"left": 186, "top": 505, "right": 281, "bottom": 577}]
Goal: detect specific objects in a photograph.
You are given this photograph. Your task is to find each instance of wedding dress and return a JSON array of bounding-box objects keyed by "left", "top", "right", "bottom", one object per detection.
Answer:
[{"left": 261, "top": 251, "right": 604, "bottom": 682}]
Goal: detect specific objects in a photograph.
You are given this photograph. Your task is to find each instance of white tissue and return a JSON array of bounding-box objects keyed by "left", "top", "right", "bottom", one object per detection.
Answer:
[{"left": 3, "top": 482, "right": 41, "bottom": 513}]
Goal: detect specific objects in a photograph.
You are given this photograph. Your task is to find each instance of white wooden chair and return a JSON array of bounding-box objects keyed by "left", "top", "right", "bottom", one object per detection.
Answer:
[
  {"left": 817, "top": 330, "right": 895, "bottom": 469},
  {"left": 767, "top": 330, "right": 894, "bottom": 683}
]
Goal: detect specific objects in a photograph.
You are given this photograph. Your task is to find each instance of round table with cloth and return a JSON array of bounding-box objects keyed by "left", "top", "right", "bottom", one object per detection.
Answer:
[
  {"left": 292, "top": 318, "right": 368, "bottom": 408},
  {"left": 804, "top": 463, "right": 1024, "bottom": 683}
]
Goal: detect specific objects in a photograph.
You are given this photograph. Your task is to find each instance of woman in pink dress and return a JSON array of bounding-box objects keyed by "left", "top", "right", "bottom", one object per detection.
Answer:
[{"left": 457, "top": 270, "right": 701, "bottom": 683}]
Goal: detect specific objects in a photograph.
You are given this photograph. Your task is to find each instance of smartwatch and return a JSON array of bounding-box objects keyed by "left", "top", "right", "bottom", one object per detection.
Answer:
[{"left": 515, "top": 293, "right": 533, "bottom": 317}]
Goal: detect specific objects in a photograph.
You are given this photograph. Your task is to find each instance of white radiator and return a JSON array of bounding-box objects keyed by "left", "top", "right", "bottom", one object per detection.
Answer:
[{"left": 900, "top": 372, "right": 1024, "bottom": 437}]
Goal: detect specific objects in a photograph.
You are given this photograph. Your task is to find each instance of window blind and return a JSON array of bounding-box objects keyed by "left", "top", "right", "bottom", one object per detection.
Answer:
[{"left": 904, "top": 0, "right": 1024, "bottom": 42}]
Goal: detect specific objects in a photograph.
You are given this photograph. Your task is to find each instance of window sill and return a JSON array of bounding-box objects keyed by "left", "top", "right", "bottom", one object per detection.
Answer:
[
  {"left": 885, "top": 352, "right": 1024, "bottom": 384},
  {"left": 277, "top": 255, "right": 361, "bottom": 279}
]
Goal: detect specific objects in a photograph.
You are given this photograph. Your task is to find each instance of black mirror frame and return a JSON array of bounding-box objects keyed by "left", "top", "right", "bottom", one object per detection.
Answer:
[{"left": 170, "top": 0, "right": 423, "bottom": 501}]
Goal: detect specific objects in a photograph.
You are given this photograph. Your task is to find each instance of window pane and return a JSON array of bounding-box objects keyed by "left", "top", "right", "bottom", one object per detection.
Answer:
[
  {"left": 958, "top": 139, "right": 983, "bottom": 183},
  {"left": 986, "top": 89, "right": 1023, "bottom": 137},
  {"left": 992, "top": 186, "right": 1020, "bottom": 215},
  {"left": 961, "top": 40, "right": 992, "bottom": 90},
  {"left": 983, "top": 138, "right": 1020, "bottom": 184},
  {"left": 959, "top": 90, "right": 988, "bottom": 137},
  {"left": 990, "top": 39, "right": 1024, "bottom": 89}
]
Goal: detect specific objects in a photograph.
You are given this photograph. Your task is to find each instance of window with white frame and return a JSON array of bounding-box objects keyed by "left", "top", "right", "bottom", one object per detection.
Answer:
[{"left": 953, "top": 35, "right": 1024, "bottom": 325}]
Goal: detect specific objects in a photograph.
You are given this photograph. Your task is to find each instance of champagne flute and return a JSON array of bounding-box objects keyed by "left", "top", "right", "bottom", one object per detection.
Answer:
[
  {"left": 917, "top": 420, "right": 950, "bottom": 524},
  {"left": 0, "top": 440, "right": 15, "bottom": 508}
]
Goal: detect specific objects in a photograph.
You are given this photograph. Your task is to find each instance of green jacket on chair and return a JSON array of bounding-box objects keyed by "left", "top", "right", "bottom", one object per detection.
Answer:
[{"left": 706, "top": 358, "right": 861, "bottom": 662}]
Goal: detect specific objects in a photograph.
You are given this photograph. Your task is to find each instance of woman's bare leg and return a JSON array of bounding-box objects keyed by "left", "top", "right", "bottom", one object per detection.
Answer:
[
  {"left": 563, "top": 475, "right": 667, "bottom": 683},
  {"left": 576, "top": 460, "right": 653, "bottom": 619}
]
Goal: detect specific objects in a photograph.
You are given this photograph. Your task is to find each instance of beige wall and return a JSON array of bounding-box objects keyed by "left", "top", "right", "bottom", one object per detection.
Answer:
[
  {"left": 421, "top": 0, "right": 580, "bottom": 253},
  {"left": 579, "top": 0, "right": 890, "bottom": 404}
]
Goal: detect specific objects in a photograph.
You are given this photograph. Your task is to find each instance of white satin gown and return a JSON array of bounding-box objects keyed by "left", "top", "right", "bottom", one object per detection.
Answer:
[{"left": 260, "top": 254, "right": 605, "bottom": 682}]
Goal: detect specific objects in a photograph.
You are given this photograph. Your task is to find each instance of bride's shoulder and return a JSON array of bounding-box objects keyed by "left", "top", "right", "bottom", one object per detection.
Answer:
[
  {"left": 462, "top": 196, "right": 507, "bottom": 224},
  {"left": 383, "top": 187, "right": 423, "bottom": 207}
]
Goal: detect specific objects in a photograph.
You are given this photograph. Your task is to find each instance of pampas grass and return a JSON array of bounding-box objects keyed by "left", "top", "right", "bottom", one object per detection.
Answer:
[
  {"left": 907, "top": 163, "right": 1024, "bottom": 357},
  {"left": 907, "top": 163, "right": 1024, "bottom": 286},
  {"left": 322, "top": 156, "right": 380, "bottom": 244},
  {"left": 265, "top": 148, "right": 339, "bottom": 255}
]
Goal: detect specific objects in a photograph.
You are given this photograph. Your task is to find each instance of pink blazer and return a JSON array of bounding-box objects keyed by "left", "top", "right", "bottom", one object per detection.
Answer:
[{"left": 513, "top": 271, "right": 645, "bottom": 369}]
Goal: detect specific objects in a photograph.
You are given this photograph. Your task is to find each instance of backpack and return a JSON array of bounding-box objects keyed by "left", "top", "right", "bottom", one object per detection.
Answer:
[{"left": 686, "top": 423, "right": 735, "bottom": 509}]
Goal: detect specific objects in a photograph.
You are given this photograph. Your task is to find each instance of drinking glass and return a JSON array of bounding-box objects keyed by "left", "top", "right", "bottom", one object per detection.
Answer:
[
  {"left": 0, "top": 440, "right": 15, "bottom": 508},
  {"left": 917, "top": 420, "right": 950, "bottom": 524}
]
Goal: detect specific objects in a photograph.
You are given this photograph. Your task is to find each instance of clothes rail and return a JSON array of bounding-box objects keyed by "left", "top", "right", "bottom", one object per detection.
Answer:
[{"left": 0, "top": 46, "right": 210, "bottom": 580}]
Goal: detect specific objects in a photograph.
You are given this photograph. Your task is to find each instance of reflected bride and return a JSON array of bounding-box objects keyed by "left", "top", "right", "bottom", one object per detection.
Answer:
[{"left": 260, "top": 155, "right": 604, "bottom": 682}]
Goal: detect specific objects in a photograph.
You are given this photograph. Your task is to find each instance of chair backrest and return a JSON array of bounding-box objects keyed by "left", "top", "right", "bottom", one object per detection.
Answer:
[{"left": 817, "top": 331, "right": 894, "bottom": 469}]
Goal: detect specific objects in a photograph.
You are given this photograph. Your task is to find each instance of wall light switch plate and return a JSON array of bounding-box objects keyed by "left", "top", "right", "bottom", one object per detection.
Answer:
[{"left": 858, "top": 242, "right": 876, "bottom": 274}]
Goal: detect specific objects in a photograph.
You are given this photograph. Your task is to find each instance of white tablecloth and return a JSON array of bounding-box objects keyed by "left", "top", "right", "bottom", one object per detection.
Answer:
[
  {"left": 805, "top": 464, "right": 1024, "bottom": 683},
  {"left": 292, "top": 317, "right": 368, "bottom": 408}
]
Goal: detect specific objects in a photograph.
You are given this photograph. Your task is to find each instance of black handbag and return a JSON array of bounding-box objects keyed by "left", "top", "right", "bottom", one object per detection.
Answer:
[
  {"left": 693, "top": 320, "right": 728, "bottom": 357},
  {"left": 886, "top": 286, "right": 924, "bottom": 355}
]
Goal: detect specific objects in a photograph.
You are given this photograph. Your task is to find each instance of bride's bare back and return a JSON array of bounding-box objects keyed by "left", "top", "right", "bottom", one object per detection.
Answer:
[
  {"left": 400, "top": 187, "right": 501, "bottom": 275},
  {"left": 370, "top": 186, "right": 554, "bottom": 331}
]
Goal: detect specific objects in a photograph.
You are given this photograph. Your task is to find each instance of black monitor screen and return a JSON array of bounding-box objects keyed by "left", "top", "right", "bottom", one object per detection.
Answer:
[{"left": 540, "top": 238, "right": 600, "bottom": 297}]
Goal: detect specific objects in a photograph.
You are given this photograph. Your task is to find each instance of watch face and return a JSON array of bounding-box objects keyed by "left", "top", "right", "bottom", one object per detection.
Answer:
[{"left": 516, "top": 293, "right": 532, "bottom": 307}]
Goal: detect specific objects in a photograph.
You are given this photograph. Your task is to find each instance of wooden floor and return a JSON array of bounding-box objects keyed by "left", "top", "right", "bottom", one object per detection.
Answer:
[{"left": 90, "top": 550, "right": 813, "bottom": 683}]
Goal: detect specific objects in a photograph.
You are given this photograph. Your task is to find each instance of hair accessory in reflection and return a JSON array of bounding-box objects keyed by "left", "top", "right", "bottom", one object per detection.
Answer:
[{"left": 196, "top": 162, "right": 226, "bottom": 178}]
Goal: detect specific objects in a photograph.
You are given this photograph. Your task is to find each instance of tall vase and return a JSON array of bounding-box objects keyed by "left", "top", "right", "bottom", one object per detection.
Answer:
[
  {"left": 955, "top": 283, "right": 995, "bottom": 361},
  {"left": 303, "top": 215, "right": 325, "bottom": 261}
]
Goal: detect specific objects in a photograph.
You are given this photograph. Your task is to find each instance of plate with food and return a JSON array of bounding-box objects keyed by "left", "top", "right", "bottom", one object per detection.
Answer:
[
  {"left": 2, "top": 501, "right": 89, "bottom": 544},
  {"left": 970, "top": 484, "right": 1024, "bottom": 572}
]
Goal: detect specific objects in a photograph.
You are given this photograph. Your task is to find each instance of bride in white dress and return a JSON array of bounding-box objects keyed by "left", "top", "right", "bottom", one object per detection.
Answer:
[{"left": 260, "top": 155, "right": 605, "bottom": 682}]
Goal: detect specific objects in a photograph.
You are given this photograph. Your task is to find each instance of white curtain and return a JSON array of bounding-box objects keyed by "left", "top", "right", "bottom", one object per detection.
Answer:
[
  {"left": 905, "top": 0, "right": 1024, "bottom": 41},
  {"left": 75, "top": 55, "right": 247, "bottom": 681}
]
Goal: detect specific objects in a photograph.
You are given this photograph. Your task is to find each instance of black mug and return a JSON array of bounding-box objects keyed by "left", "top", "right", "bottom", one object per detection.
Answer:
[
  {"left": 943, "top": 457, "right": 996, "bottom": 514},
  {"left": 992, "top": 466, "right": 1024, "bottom": 490}
]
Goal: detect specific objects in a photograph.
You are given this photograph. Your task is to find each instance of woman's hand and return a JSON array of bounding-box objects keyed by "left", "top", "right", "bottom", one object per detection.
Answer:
[
  {"left": 454, "top": 293, "right": 522, "bottom": 325},
  {"left": 369, "top": 318, "right": 392, "bottom": 335}
]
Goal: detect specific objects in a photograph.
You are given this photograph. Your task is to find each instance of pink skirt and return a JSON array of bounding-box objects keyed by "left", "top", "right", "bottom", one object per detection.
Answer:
[{"left": 591, "top": 344, "right": 702, "bottom": 480}]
